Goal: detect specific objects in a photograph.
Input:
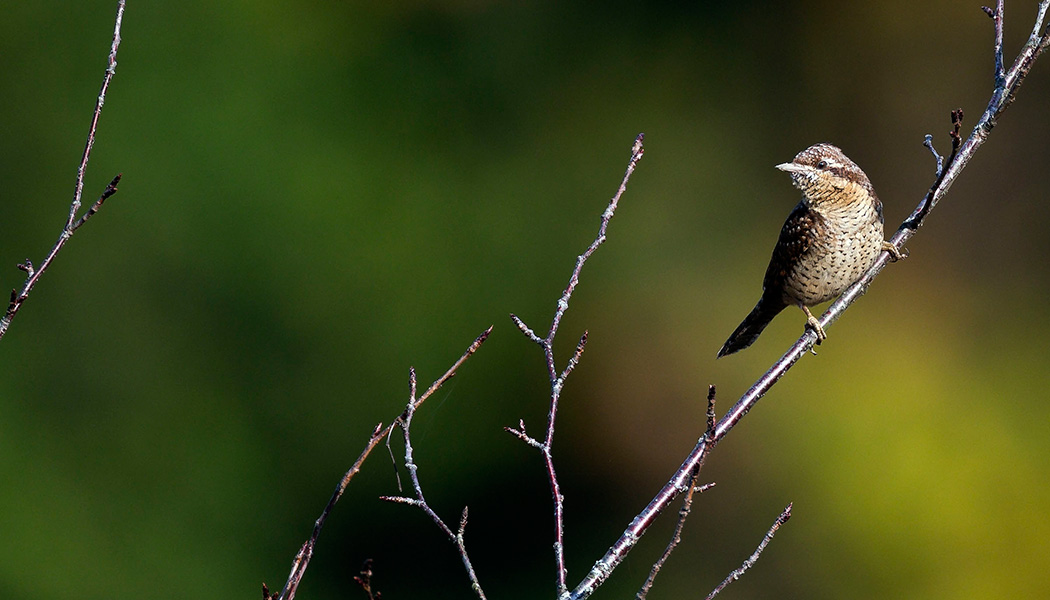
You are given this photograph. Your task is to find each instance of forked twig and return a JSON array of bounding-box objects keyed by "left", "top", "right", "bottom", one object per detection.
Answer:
[
  {"left": 380, "top": 367, "right": 488, "bottom": 599},
  {"left": 0, "top": 0, "right": 126, "bottom": 341},
  {"left": 636, "top": 385, "right": 718, "bottom": 600},
  {"left": 509, "top": 134, "right": 645, "bottom": 596},
  {"left": 353, "top": 559, "right": 381, "bottom": 600},
  {"left": 266, "top": 327, "right": 491, "bottom": 600},
  {"left": 909, "top": 108, "right": 964, "bottom": 228}
]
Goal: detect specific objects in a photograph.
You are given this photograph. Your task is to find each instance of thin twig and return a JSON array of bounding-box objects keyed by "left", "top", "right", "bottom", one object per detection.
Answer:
[
  {"left": 567, "top": 5, "right": 1050, "bottom": 598},
  {"left": 909, "top": 108, "right": 964, "bottom": 229},
  {"left": 510, "top": 134, "right": 645, "bottom": 597},
  {"left": 984, "top": 2, "right": 1007, "bottom": 86},
  {"left": 353, "top": 559, "right": 381, "bottom": 600},
  {"left": 267, "top": 327, "right": 491, "bottom": 600},
  {"left": 922, "top": 134, "right": 943, "bottom": 177},
  {"left": 0, "top": 0, "right": 126, "bottom": 342},
  {"left": 636, "top": 386, "right": 718, "bottom": 600},
  {"left": 705, "top": 503, "right": 793, "bottom": 600},
  {"left": 705, "top": 384, "right": 717, "bottom": 436},
  {"left": 634, "top": 467, "right": 702, "bottom": 600},
  {"left": 381, "top": 366, "right": 488, "bottom": 599}
]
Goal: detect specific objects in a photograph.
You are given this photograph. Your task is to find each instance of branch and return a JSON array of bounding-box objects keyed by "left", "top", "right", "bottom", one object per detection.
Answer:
[
  {"left": 909, "top": 108, "right": 964, "bottom": 228},
  {"left": 380, "top": 367, "right": 488, "bottom": 600},
  {"left": 636, "top": 385, "right": 718, "bottom": 600},
  {"left": 509, "top": 133, "right": 645, "bottom": 597},
  {"left": 567, "top": 4, "right": 1050, "bottom": 598},
  {"left": 705, "top": 503, "right": 793, "bottom": 600},
  {"left": 0, "top": 1, "right": 126, "bottom": 342},
  {"left": 266, "top": 327, "right": 491, "bottom": 600},
  {"left": 353, "top": 559, "right": 381, "bottom": 600}
]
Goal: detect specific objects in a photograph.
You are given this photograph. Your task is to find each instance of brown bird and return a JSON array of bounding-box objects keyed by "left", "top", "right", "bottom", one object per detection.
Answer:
[{"left": 717, "top": 143, "right": 902, "bottom": 358}]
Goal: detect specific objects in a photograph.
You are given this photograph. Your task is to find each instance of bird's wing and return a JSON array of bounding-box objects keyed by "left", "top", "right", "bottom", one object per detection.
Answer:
[{"left": 761, "top": 200, "right": 828, "bottom": 298}]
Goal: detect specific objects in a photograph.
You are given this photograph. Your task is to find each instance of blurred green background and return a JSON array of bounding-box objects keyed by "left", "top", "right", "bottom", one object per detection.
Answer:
[{"left": 1, "top": 1, "right": 1048, "bottom": 598}]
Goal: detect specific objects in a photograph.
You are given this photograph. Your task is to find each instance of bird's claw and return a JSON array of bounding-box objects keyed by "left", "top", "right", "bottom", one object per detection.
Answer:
[
  {"left": 801, "top": 305, "right": 826, "bottom": 347},
  {"left": 806, "top": 315, "right": 826, "bottom": 343},
  {"left": 882, "top": 240, "right": 907, "bottom": 262}
]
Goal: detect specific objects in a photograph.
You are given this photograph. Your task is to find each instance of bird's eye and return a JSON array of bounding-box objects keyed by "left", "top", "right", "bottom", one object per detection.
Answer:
[{"left": 816, "top": 160, "right": 828, "bottom": 169}]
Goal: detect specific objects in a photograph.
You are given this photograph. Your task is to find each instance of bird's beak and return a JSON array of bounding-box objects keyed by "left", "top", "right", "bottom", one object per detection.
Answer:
[{"left": 775, "top": 162, "right": 804, "bottom": 173}]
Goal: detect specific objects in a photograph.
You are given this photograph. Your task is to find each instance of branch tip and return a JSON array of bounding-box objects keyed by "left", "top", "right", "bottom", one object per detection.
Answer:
[
  {"left": 474, "top": 325, "right": 494, "bottom": 347},
  {"left": 705, "top": 502, "right": 794, "bottom": 600},
  {"left": 460, "top": 506, "right": 470, "bottom": 532},
  {"left": 706, "top": 385, "right": 717, "bottom": 437},
  {"left": 923, "top": 134, "right": 944, "bottom": 177},
  {"left": 408, "top": 367, "right": 417, "bottom": 402},
  {"left": 510, "top": 313, "right": 544, "bottom": 344}
]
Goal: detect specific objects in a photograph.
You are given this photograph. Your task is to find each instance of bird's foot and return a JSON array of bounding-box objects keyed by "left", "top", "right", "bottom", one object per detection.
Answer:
[
  {"left": 806, "top": 314, "right": 827, "bottom": 342},
  {"left": 882, "top": 240, "right": 907, "bottom": 262},
  {"left": 801, "top": 305, "right": 826, "bottom": 350}
]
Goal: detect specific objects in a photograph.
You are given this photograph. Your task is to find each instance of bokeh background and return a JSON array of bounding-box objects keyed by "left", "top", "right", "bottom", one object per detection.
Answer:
[{"left": 1, "top": 1, "right": 1048, "bottom": 598}]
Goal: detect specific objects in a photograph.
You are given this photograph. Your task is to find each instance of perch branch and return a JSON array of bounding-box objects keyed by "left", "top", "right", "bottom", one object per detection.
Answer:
[
  {"left": 267, "top": 327, "right": 491, "bottom": 600},
  {"left": 509, "top": 133, "right": 645, "bottom": 596},
  {"left": 0, "top": 0, "right": 126, "bottom": 341},
  {"left": 567, "top": 4, "right": 1050, "bottom": 599}
]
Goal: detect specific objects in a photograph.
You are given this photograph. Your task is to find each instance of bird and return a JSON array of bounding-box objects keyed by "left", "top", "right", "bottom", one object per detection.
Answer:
[{"left": 716, "top": 143, "right": 902, "bottom": 358}]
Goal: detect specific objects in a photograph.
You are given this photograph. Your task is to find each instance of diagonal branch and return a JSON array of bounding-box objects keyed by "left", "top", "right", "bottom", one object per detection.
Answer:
[
  {"left": 705, "top": 503, "right": 793, "bottom": 600},
  {"left": 0, "top": 0, "right": 126, "bottom": 342},
  {"left": 566, "top": 4, "right": 1050, "bottom": 599}
]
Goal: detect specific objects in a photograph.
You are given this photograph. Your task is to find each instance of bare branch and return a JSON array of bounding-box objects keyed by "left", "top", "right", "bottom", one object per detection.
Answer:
[
  {"left": 984, "top": 2, "right": 1006, "bottom": 86},
  {"left": 636, "top": 466, "right": 713, "bottom": 600},
  {"left": 353, "top": 559, "right": 381, "bottom": 600},
  {"left": 705, "top": 385, "right": 717, "bottom": 437},
  {"left": 412, "top": 326, "right": 492, "bottom": 412},
  {"left": 560, "top": 330, "right": 589, "bottom": 380},
  {"left": 71, "top": 173, "right": 122, "bottom": 233},
  {"left": 0, "top": 1, "right": 126, "bottom": 341},
  {"left": 383, "top": 364, "right": 488, "bottom": 599},
  {"left": 268, "top": 328, "right": 491, "bottom": 600},
  {"left": 567, "top": 5, "right": 1050, "bottom": 598},
  {"left": 909, "top": 108, "right": 964, "bottom": 229},
  {"left": 511, "top": 134, "right": 645, "bottom": 597},
  {"left": 922, "top": 134, "right": 943, "bottom": 177},
  {"left": 635, "top": 386, "right": 719, "bottom": 599},
  {"left": 705, "top": 503, "right": 793, "bottom": 600},
  {"left": 504, "top": 419, "right": 543, "bottom": 448},
  {"left": 510, "top": 313, "right": 544, "bottom": 345}
]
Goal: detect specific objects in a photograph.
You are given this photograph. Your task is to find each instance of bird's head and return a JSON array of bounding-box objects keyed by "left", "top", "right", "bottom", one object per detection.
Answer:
[{"left": 776, "top": 143, "right": 874, "bottom": 206}]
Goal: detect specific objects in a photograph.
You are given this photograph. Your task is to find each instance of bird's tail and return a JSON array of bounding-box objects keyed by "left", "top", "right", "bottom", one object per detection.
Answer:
[{"left": 717, "top": 297, "right": 786, "bottom": 358}]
